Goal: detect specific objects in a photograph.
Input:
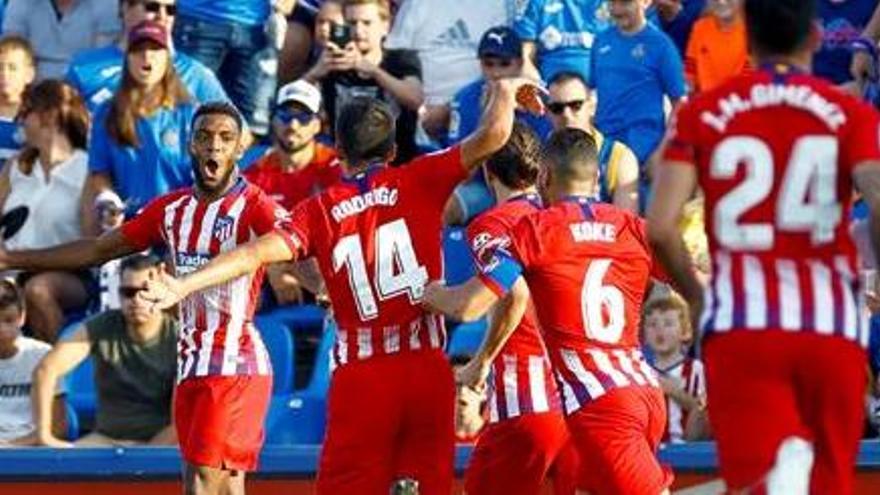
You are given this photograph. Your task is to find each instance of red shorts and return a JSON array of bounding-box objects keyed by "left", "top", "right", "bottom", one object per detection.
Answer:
[
  {"left": 465, "top": 412, "right": 578, "bottom": 495},
  {"left": 316, "top": 350, "right": 455, "bottom": 495},
  {"left": 567, "top": 385, "right": 673, "bottom": 495},
  {"left": 704, "top": 331, "right": 866, "bottom": 495},
  {"left": 174, "top": 374, "right": 272, "bottom": 471}
]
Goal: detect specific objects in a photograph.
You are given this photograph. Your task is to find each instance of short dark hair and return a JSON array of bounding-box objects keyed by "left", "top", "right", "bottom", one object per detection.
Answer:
[
  {"left": 335, "top": 97, "right": 396, "bottom": 167},
  {"left": 543, "top": 128, "right": 599, "bottom": 182},
  {"left": 548, "top": 70, "right": 587, "bottom": 88},
  {"left": 0, "top": 35, "right": 35, "bottom": 68},
  {"left": 120, "top": 253, "right": 162, "bottom": 275},
  {"left": 745, "top": 0, "right": 816, "bottom": 57},
  {"left": 0, "top": 279, "right": 24, "bottom": 314},
  {"left": 192, "top": 101, "right": 244, "bottom": 132},
  {"left": 486, "top": 121, "right": 541, "bottom": 190}
]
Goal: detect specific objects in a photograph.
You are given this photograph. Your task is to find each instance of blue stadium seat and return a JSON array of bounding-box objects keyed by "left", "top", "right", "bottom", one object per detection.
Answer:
[
  {"left": 303, "top": 322, "right": 335, "bottom": 397},
  {"left": 255, "top": 316, "right": 295, "bottom": 395},
  {"left": 264, "top": 393, "right": 327, "bottom": 445},
  {"left": 264, "top": 304, "right": 326, "bottom": 333},
  {"left": 64, "top": 400, "right": 79, "bottom": 441},
  {"left": 446, "top": 320, "right": 487, "bottom": 358},
  {"left": 442, "top": 227, "right": 475, "bottom": 285},
  {"left": 59, "top": 320, "right": 97, "bottom": 425}
]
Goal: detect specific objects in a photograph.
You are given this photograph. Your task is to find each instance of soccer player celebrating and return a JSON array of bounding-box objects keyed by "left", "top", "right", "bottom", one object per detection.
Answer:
[
  {"left": 453, "top": 122, "right": 578, "bottom": 495},
  {"left": 141, "top": 80, "right": 544, "bottom": 494},
  {"left": 648, "top": 0, "right": 880, "bottom": 493},
  {"left": 424, "top": 129, "right": 673, "bottom": 495},
  {"left": 0, "top": 101, "right": 285, "bottom": 495}
]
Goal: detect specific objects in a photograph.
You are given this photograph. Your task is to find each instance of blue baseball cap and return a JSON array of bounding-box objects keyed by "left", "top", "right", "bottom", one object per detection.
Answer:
[{"left": 477, "top": 26, "right": 522, "bottom": 60}]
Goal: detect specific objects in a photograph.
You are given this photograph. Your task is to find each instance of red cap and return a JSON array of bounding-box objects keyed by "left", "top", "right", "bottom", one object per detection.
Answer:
[{"left": 128, "top": 21, "right": 169, "bottom": 49}]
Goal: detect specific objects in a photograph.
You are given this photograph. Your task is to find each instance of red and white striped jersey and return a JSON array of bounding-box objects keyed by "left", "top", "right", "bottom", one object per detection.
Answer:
[
  {"left": 663, "top": 66, "right": 880, "bottom": 345},
  {"left": 478, "top": 198, "right": 662, "bottom": 415},
  {"left": 467, "top": 194, "right": 562, "bottom": 423},
  {"left": 277, "top": 147, "right": 469, "bottom": 368},
  {"left": 654, "top": 357, "right": 706, "bottom": 443},
  {"left": 121, "top": 178, "right": 289, "bottom": 382}
]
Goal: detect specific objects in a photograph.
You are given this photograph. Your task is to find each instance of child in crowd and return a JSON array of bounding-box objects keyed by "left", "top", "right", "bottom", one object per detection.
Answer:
[
  {"left": 685, "top": 0, "right": 748, "bottom": 93},
  {"left": 644, "top": 291, "right": 710, "bottom": 443},
  {"left": 0, "top": 279, "right": 65, "bottom": 445},
  {"left": 0, "top": 36, "right": 35, "bottom": 164}
]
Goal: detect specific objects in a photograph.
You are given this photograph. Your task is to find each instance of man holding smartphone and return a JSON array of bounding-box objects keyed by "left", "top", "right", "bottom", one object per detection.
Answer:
[{"left": 304, "top": 0, "right": 424, "bottom": 164}]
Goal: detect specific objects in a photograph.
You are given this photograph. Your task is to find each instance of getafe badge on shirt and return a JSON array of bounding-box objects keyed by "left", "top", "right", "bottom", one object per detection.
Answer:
[{"left": 213, "top": 215, "right": 235, "bottom": 243}]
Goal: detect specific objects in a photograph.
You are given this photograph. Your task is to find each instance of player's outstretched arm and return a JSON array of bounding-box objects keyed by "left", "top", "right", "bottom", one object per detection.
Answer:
[
  {"left": 459, "top": 77, "right": 545, "bottom": 172},
  {"left": 646, "top": 160, "right": 703, "bottom": 324},
  {"left": 150, "top": 232, "right": 295, "bottom": 307},
  {"left": 456, "top": 278, "right": 530, "bottom": 389},
  {"left": 423, "top": 276, "right": 503, "bottom": 323},
  {"left": 0, "top": 229, "right": 137, "bottom": 273}
]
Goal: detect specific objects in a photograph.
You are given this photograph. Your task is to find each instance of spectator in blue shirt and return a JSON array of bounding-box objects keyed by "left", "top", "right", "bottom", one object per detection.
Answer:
[
  {"left": 814, "top": 0, "right": 877, "bottom": 85},
  {"left": 66, "top": 0, "right": 228, "bottom": 113},
  {"left": 86, "top": 22, "right": 195, "bottom": 235},
  {"left": 654, "top": 0, "right": 707, "bottom": 56},
  {"left": 589, "top": 0, "right": 685, "bottom": 196},
  {"left": 0, "top": 36, "right": 34, "bottom": 165},
  {"left": 172, "top": 0, "right": 297, "bottom": 136},
  {"left": 515, "top": 0, "right": 610, "bottom": 84}
]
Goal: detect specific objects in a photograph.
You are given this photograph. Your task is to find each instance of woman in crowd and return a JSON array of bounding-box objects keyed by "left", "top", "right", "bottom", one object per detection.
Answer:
[
  {"left": 85, "top": 20, "right": 194, "bottom": 234},
  {"left": 0, "top": 80, "right": 91, "bottom": 342}
]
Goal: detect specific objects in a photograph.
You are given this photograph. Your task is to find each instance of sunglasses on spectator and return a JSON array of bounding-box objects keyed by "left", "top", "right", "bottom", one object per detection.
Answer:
[
  {"left": 119, "top": 286, "right": 148, "bottom": 300},
  {"left": 547, "top": 99, "right": 586, "bottom": 115},
  {"left": 274, "top": 107, "right": 316, "bottom": 125},
  {"left": 142, "top": 1, "right": 177, "bottom": 16},
  {"left": 480, "top": 58, "right": 514, "bottom": 69}
]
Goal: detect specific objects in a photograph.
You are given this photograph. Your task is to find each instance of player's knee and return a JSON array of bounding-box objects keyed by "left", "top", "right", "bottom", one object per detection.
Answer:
[
  {"left": 184, "top": 464, "right": 227, "bottom": 495},
  {"left": 765, "top": 436, "right": 814, "bottom": 495}
]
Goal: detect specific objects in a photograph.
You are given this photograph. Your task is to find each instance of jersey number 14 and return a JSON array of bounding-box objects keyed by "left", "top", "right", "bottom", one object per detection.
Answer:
[{"left": 333, "top": 219, "right": 429, "bottom": 321}]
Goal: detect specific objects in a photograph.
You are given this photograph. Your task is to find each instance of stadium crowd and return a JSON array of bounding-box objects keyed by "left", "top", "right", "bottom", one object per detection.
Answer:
[{"left": 0, "top": 0, "right": 877, "bottom": 483}]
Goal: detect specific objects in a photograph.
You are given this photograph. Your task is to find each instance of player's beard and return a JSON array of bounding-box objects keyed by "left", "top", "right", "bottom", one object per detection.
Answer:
[{"left": 193, "top": 158, "right": 237, "bottom": 195}]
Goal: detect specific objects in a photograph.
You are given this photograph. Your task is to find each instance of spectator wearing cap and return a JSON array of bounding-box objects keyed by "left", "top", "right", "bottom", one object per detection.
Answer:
[
  {"left": 30, "top": 254, "right": 178, "bottom": 447},
  {"left": 546, "top": 71, "right": 639, "bottom": 213},
  {"left": 84, "top": 21, "right": 196, "bottom": 234},
  {"left": 305, "top": 0, "right": 424, "bottom": 164},
  {"left": 514, "top": 0, "right": 610, "bottom": 83},
  {"left": 172, "top": 0, "right": 297, "bottom": 135},
  {"left": 590, "top": 0, "right": 685, "bottom": 209},
  {"left": 2, "top": 0, "right": 121, "bottom": 79},
  {"left": 0, "top": 80, "right": 92, "bottom": 343},
  {"left": 427, "top": 25, "right": 551, "bottom": 225},
  {"left": 244, "top": 80, "right": 336, "bottom": 308},
  {"left": 65, "top": 0, "right": 228, "bottom": 113}
]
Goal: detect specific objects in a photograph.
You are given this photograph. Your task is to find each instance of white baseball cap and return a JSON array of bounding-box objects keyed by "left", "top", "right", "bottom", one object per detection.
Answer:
[{"left": 276, "top": 80, "right": 322, "bottom": 114}]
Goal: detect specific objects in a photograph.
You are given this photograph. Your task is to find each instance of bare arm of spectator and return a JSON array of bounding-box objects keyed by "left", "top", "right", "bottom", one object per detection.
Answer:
[
  {"left": 1, "top": 0, "right": 29, "bottom": 36},
  {"left": 420, "top": 103, "right": 451, "bottom": 140},
  {"left": 612, "top": 145, "right": 639, "bottom": 213},
  {"left": 79, "top": 173, "right": 114, "bottom": 237},
  {"left": 521, "top": 42, "right": 541, "bottom": 81},
  {"left": 31, "top": 327, "right": 91, "bottom": 447},
  {"left": 0, "top": 160, "right": 13, "bottom": 212},
  {"left": 853, "top": 2, "right": 880, "bottom": 82}
]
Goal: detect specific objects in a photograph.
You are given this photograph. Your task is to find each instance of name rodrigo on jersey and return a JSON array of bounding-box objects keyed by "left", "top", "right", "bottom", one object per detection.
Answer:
[
  {"left": 331, "top": 187, "right": 399, "bottom": 223},
  {"left": 700, "top": 83, "right": 846, "bottom": 133}
]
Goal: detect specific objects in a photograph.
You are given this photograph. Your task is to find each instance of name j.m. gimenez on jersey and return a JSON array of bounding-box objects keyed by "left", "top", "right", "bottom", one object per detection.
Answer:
[
  {"left": 331, "top": 187, "right": 399, "bottom": 222},
  {"left": 700, "top": 83, "right": 847, "bottom": 133}
]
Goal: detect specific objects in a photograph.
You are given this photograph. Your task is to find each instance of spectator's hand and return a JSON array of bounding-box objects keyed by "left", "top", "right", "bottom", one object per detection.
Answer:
[
  {"left": 267, "top": 263, "right": 305, "bottom": 306},
  {"left": 327, "top": 45, "right": 359, "bottom": 73},
  {"left": 274, "top": 0, "right": 297, "bottom": 15},
  {"left": 851, "top": 50, "right": 875, "bottom": 84},
  {"left": 353, "top": 54, "right": 379, "bottom": 79},
  {"left": 456, "top": 358, "right": 491, "bottom": 391},
  {"left": 655, "top": 0, "right": 683, "bottom": 22},
  {"left": 141, "top": 270, "right": 186, "bottom": 311},
  {"left": 306, "top": 46, "right": 342, "bottom": 82}
]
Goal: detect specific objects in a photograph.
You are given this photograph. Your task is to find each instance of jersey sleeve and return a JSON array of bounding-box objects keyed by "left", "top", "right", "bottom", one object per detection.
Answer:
[
  {"left": 841, "top": 100, "right": 880, "bottom": 170},
  {"left": 404, "top": 145, "right": 468, "bottom": 212},
  {"left": 274, "top": 197, "right": 315, "bottom": 261},
  {"left": 246, "top": 188, "right": 293, "bottom": 236},
  {"left": 661, "top": 102, "right": 700, "bottom": 166},
  {"left": 118, "top": 195, "right": 169, "bottom": 251},
  {"left": 466, "top": 214, "right": 509, "bottom": 274}
]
